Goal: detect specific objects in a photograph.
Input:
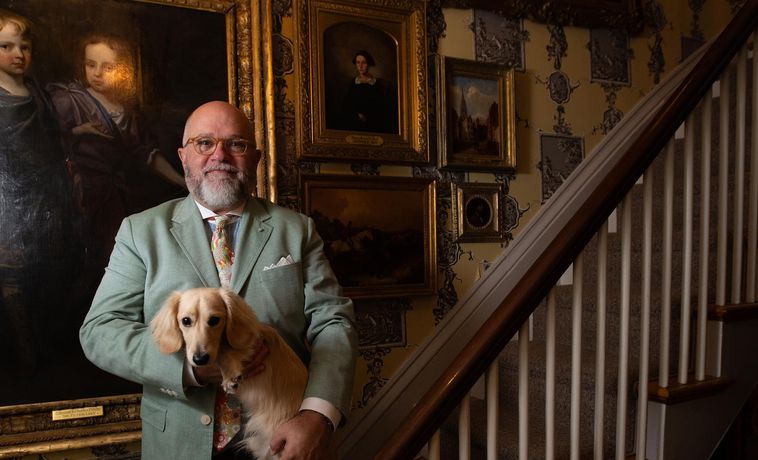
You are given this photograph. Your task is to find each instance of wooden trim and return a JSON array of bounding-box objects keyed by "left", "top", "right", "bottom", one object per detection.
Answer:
[
  {"left": 708, "top": 303, "right": 758, "bottom": 321},
  {"left": 0, "top": 429, "right": 140, "bottom": 458},
  {"left": 373, "top": 1, "right": 758, "bottom": 458},
  {"left": 647, "top": 376, "right": 734, "bottom": 405}
]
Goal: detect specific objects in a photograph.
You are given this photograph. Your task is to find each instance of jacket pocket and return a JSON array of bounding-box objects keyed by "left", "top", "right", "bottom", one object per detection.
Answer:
[
  {"left": 258, "top": 262, "right": 305, "bottom": 315},
  {"left": 140, "top": 397, "right": 167, "bottom": 432}
]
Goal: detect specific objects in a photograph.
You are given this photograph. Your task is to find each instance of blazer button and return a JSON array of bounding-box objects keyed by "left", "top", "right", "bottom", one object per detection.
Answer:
[{"left": 200, "top": 414, "right": 212, "bottom": 425}]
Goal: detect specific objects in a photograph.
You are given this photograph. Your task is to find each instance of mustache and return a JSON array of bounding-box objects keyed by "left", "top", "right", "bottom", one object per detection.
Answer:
[{"left": 202, "top": 163, "right": 241, "bottom": 175}]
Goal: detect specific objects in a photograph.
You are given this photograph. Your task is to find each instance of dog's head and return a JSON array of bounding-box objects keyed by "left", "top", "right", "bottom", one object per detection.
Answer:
[{"left": 150, "top": 288, "right": 263, "bottom": 367}]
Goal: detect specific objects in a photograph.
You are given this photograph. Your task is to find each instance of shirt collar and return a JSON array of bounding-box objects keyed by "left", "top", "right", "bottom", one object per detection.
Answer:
[
  {"left": 193, "top": 200, "right": 245, "bottom": 220},
  {"left": 354, "top": 76, "right": 377, "bottom": 85}
]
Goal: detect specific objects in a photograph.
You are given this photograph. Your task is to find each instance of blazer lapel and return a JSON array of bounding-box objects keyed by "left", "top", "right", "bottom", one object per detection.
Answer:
[
  {"left": 232, "top": 198, "right": 272, "bottom": 293},
  {"left": 170, "top": 196, "right": 220, "bottom": 287}
]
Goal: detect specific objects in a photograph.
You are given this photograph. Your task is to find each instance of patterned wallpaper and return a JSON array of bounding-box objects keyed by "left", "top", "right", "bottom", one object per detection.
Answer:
[{"left": 270, "top": 0, "right": 736, "bottom": 412}]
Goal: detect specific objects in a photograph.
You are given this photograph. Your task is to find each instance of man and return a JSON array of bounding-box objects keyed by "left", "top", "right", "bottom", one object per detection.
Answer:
[{"left": 80, "top": 101, "right": 358, "bottom": 459}]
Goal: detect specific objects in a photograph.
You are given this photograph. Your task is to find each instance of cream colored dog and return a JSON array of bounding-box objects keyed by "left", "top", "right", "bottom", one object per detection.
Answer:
[{"left": 150, "top": 287, "right": 308, "bottom": 459}]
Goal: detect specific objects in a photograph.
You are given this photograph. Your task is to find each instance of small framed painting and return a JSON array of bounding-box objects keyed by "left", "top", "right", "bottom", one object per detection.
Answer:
[
  {"left": 437, "top": 56, "right": 516, "bottom": 171},
  {"left": 451, "top": 182, "right": 507, "bottom": 242}
]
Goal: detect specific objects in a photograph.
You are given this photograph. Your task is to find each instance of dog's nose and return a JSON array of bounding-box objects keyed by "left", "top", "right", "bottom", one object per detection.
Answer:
[{"left": 193, "top": 353, "right": 210, "bottom": 366}]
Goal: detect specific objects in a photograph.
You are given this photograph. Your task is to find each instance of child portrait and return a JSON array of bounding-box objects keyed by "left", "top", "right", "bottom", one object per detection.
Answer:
[{"left": 0, "top": 0, "right": 235, "bottom": 410}]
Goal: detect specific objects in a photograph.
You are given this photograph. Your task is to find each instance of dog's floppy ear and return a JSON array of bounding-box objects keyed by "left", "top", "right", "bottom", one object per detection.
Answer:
[
  {"left": 150, "top": 291, "right": 184, "bottom": 354},
  {"left": 220, "top": 289, "right": 262, "bottom": 350}
]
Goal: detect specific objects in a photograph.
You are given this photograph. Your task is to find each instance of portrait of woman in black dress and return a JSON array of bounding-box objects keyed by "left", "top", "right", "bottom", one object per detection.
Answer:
[
  {"left": 322, "top": 21, "right": 399, "bottom": 136},
  {"left": 339, "top": 50, "right": 397, "bottom": 134}
]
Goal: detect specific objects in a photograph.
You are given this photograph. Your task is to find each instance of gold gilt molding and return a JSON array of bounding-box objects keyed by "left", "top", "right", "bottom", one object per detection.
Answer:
[{"left": 0, "top": 394, "right": 141, "bottom": 458}]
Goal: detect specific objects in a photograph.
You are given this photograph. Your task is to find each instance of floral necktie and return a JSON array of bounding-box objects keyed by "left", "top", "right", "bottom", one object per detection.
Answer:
[
  {"left": 209, "top": 215, "right": 241, "bottom": 450},
  {"left": 211, "top": 215, "right": 235, "bottom": 289}
]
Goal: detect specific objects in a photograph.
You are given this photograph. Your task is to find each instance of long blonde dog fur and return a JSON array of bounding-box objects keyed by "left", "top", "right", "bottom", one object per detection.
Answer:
[{"left": 150, "top": 287, "right": 308, "bottom": 459}]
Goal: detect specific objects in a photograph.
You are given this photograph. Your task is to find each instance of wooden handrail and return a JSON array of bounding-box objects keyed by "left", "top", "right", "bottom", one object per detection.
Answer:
[{"left": 375, "top": 1, "right": 758, "bottom": 458}]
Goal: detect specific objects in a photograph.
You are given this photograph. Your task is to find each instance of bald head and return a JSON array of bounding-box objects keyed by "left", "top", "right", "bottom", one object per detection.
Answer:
[{"left": 182, "top": 101, "right": 254, "bottom": 146}]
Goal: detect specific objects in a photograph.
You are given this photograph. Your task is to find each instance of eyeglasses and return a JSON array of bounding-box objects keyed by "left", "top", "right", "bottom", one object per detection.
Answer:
[{"left": 183, "top": 136, "right": 253, "bottom": 156}]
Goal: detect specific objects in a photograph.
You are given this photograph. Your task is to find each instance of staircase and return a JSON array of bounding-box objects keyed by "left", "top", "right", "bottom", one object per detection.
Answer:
[{"left": 336, "top": 1, "right": 758, "bottom": 459}]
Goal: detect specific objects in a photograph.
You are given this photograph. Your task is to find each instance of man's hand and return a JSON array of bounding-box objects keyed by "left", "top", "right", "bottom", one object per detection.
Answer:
[
  {"left": 270, "top": 410, "right": 333, "bottom": 460},
  {"left": 192, "top": 340, "right": 270, "bottom": 386}
]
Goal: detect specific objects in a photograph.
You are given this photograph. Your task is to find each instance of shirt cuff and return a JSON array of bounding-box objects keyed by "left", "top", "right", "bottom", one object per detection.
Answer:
[
  {"left": 300, "top": 397, "right": 342, "bottom": 430},
  {"left": 182, "top": 359, "right": 201, "bottom": 387}
]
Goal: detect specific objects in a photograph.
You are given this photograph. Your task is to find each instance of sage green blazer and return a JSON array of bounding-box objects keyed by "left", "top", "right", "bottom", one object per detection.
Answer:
[{"left": 80, "top": 196, "right": 358, "bottom": 460}]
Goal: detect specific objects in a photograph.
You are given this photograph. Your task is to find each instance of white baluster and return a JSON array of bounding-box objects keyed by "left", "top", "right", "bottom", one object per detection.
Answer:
[
  {"left": 545, "top": 289, "right": 556, "bottom": 460},
  {"left": 616, "top": 195, "right": 632, "bottom": 460},
  {"left": 570, "top": 254, "right": 584, "bottom": 460},
  {"left": 459, "top": 393, "right": 470, "bottom": 460},
  {"left": 519, "top": 321, "right": 529, "bottom": 459},
  {"left": 717, "top": 70, "right": 730, "bottom": 306},
  {"left": 486, "top": 361, "right": 498, "bottom": 460},
  {"left": 748, "top": 31, "right": 758, "bottom": 302},
  {"left": 637, "top": 168, "right": 653, "bottom": 459},
  {"left": 594, "top": 223, "right": 608, "bottom": 460},
  {"left": 732, "top": 47, "right": 747, "bottom": 304},
  {"left": 679, "top": 112, "right": 695, "bottom": 385},
  {"left": 696, "top": 90, "right": 713, "bottom": 381},
  {"left": 428, "top": 430, "right": 441, "bottom": 460},
  {"left": 660, "top": 141, "right": 675, "bottom": 388}
]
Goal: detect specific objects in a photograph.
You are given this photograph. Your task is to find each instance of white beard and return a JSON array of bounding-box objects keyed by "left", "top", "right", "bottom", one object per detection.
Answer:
[{"left": 185, "top": 163, "right": 251, "bottom": 210}]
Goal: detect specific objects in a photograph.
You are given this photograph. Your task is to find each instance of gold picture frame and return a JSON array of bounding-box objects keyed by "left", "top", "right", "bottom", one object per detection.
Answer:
[
  {"left": 451, "top": 182, "right": 506, "bottom": 242},
  {"left": 294, "top": 0, "right": 429, "bottom": 164},
  {"left": 301, "top": 175, "right": 437, "bottom": 298},
  {"left": 0, "top": 0, "right": 273, "bottom": 456},
  {"left": 437, "top": 56, "right": 516, "bottom": 171}
]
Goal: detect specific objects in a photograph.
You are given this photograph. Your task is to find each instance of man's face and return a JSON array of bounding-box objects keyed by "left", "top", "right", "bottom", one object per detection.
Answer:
[
  {"left": 177, "top": 103, "right": 261, "bottom": 213},
  {"left": 0, "top": 25, "right": 31, "bottom": 77}
]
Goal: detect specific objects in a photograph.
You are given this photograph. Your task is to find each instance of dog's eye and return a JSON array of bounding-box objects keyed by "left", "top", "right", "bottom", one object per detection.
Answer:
[
  {"left": 208, "top": 316, "right": 221, "bottom": 327},
  {"left": 181, "top": 317, "right": 192, "bottom": 327}
]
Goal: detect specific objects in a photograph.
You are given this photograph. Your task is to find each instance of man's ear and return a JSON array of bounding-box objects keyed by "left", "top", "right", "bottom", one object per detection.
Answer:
[{"left": 177, "top": 146, "right": 187, "bottom": 164}]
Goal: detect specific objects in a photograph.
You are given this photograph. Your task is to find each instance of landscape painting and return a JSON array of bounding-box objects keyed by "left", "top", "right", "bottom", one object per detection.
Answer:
[{"left": 301, "top": 175, "right": 436, "bottom": 298}]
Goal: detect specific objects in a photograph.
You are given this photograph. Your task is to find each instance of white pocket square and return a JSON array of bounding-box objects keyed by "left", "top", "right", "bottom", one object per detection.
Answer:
[{"left": 263, "top": 254, "right": 294, "bottom": 271}]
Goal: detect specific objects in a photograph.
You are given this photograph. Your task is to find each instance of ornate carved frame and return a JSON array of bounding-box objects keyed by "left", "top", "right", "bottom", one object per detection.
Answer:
[
  {"left": 294, "top": 0, "right": 430, "bottom": 164},
  {"left": 0, "top": 0, "right": 275, "bottom": 456}
]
